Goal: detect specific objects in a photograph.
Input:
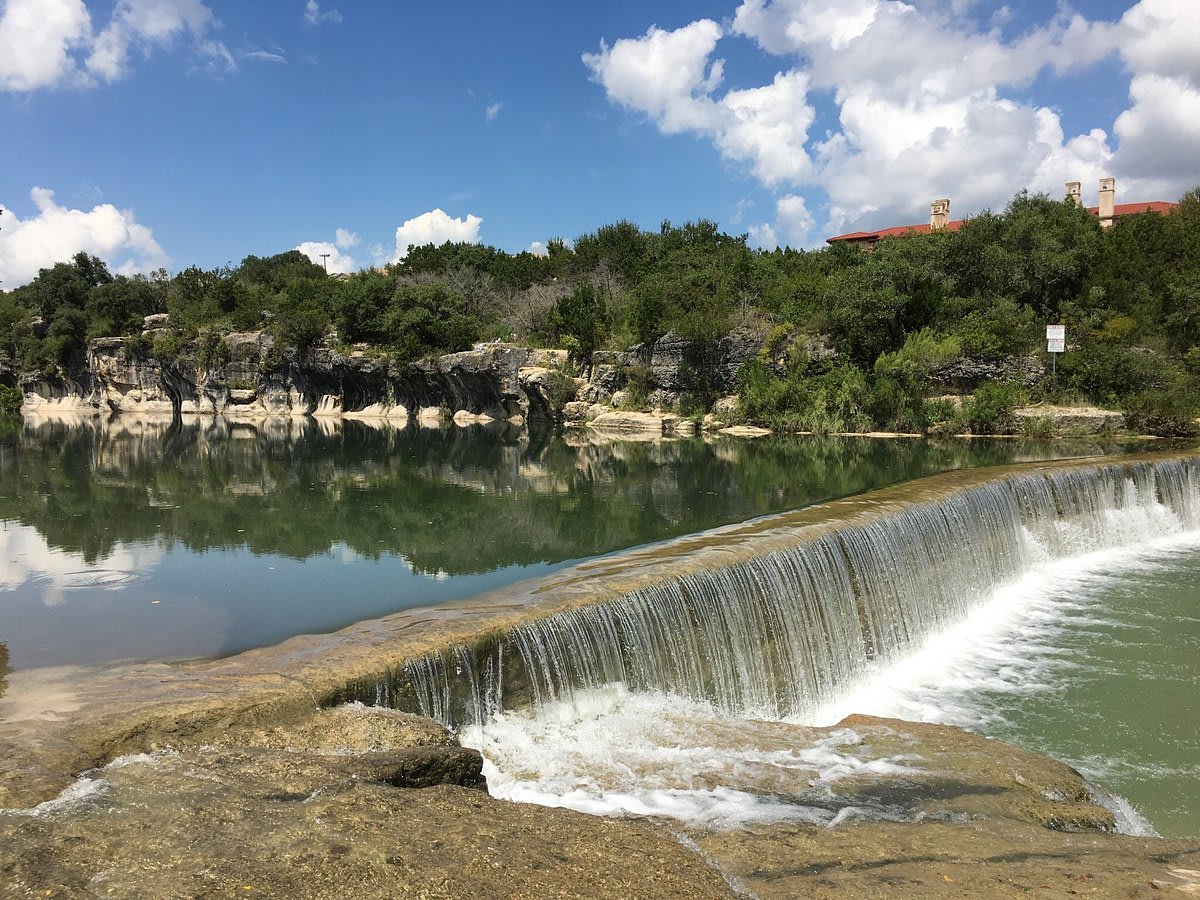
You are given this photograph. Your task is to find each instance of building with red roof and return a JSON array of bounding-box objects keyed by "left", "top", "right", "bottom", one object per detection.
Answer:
[{"left": 826, "top": 179, "right": 1177, "bottom": 250}]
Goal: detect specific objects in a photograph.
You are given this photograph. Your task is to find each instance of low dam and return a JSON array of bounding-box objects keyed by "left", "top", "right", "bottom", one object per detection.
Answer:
[{"left": 394, "top": 457, "right": 1196, "bottom": 727}]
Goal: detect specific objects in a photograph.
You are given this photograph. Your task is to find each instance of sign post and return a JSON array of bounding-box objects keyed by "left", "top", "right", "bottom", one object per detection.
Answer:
[{"left": 1046, "top": 324, "right": 1065, "bottom": 380}]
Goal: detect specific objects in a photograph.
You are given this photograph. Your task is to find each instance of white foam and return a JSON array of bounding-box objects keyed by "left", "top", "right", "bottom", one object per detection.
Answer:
[
  {"left": 809, "top": 528, "right": 1200, "bottom": 730},
  {"left": 463, "top": 688, "right": 923, "bottom": 828},
  {"left": 466, "top": 521, "right": 1200, "bottom": 834},
  {"left": 1, "top": 750, "right": 171, "bottom": 817},
  {"left": 3, "top": 776, "right": 107, "bottom": 817}
]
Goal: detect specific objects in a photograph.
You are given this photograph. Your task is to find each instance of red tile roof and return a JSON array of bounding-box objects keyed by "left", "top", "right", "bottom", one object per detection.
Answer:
[
  {"left": 827, "top": 200, "right": 1177, "bottom": 244},
  {"left": 1086, "top": 201, "right": 1177, "bottom": 217}
]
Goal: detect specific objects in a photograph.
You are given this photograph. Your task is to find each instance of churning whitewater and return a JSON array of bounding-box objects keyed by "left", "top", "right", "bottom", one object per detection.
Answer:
[{"left": 395, "top": 458, "right": 1200, "bottom": 829}]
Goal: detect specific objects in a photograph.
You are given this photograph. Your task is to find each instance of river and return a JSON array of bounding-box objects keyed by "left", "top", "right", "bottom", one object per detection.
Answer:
[{"left": 0, "top": 414, "right": 1194, "bottom": 837}]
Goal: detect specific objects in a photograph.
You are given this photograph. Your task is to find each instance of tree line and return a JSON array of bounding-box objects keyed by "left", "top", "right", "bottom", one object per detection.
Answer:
[{"left": 1, "top": 186, "right": 1198, "bottom": 433}]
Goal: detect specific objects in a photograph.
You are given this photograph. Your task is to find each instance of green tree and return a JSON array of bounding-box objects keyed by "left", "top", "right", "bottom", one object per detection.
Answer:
[{"left": 550, "top": 281, "right": 607, "bottom": 369}]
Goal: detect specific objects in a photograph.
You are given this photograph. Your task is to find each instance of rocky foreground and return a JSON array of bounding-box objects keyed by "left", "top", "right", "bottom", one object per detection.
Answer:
[{"left": 1, "top": 703, "right": 1197, "bottom": 899}]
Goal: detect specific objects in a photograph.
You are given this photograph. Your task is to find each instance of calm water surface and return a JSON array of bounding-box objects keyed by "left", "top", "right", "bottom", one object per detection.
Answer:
[{"left": 0, "top": 415, "right": 1139, "bottom": 670}]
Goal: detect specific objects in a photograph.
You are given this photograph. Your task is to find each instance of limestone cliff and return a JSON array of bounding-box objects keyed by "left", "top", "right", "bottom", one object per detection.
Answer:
[{"left": 15, "top": 333, "right": 570, "bottom": 425}]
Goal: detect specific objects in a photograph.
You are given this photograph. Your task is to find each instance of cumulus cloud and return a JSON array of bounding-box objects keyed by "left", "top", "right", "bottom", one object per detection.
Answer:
[
  {"left": 0, "top": 0, "right": 229, "bottom": 91},
  {"left": 1118, "top": 0, "right": 1200, "bottom": 88},
  {"left": 527, "top": 241, "right": 548, "bottom": 256},
  {"left": 392, "top": 209, "right": 483, "bottom": 261},
  {"left": 335, "top": 228, "right": 359, "bottom": 250},
  {"left": 586, "top": 0, "right": 1194, "bottom": 244},
  {"left": 0, "top": 0, "right": 92, "bottom": 91},
  {"left": 304, "top": 1, "right": 342, "bottom": 26},
  {"left": 748, "top": 194, "right": 814, "bottom": 250},
  {"left": 584, "top": 20, "right": 816, "bottom": 187},
  {"left": 583, "top": 20, "right": 725, "bottom": 134},
  {"left": 747, "top": 222, "right": 777, "bottom": 250},
  {"left": 295, "top": 240, "right": 356, "bottom": 275},
  {"left": 0, "top": 187, "right": 169, "bottom": 287}
]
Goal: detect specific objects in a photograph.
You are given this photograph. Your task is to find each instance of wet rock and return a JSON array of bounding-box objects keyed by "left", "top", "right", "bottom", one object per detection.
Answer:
[
  {"left": 223, "top": 704, "right": 456, "bottom": 754},
  {"left": 335, "top": 746, "right": 486, "bottom": 790},
  {"left": 0, "top": 749, "right": 732, "bottom": 900}
]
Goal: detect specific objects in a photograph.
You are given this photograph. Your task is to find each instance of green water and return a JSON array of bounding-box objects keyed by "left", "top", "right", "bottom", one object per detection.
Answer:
[
  {"left": 0, "top": 416, "right": 1141, "bottom": 670},
  {"left": 977, "top": 546, "right": 1200, "bottom": 838}
]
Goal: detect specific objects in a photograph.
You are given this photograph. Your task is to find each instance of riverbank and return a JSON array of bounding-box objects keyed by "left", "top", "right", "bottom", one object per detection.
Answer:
[{"left": 4, "top": 331, "right": 1183, "bottom": 441}]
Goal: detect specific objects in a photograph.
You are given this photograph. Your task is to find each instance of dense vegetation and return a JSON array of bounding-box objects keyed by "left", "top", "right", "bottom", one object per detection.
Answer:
[{"left": 2, "top": 186, "right": 1198, "bottom": 433}]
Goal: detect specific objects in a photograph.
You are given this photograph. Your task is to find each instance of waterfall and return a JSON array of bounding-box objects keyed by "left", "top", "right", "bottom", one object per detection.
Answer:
[{"left": 398, "top": 458, "right": 1199, "bottom": 728}]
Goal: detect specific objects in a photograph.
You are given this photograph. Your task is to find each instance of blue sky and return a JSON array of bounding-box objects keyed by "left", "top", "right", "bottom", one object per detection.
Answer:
[{"left": 1, "top": 0, "right": 1197, "bottom": 284}]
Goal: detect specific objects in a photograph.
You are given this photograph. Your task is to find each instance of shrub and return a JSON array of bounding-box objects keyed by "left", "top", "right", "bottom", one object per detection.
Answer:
[
  {"left": 620, "top": 363, "right": 655, "bottom": 406},
  {"left": 540, "top": 370, "right": 578, "bottom": 417},
  {"left": 1018, "top": 416, "right": 1054, "bottom": 439},
  {"left": 197, "top": 330, "right": 231, "bottom": 368},
  {"left": 924, "top": 396, "right": 967, "bottom": 435},
  {"left": 0, "top": 384, "right": 22, "bottom": 414},
  {"left": 121, "top": 332, "right": 152, "bottom": 361},
  {"left": 736, "top": 358, "right": 871, "bottom": 433},
  {"left": 964, "top": 382, "right": 1023, "bottom": 433},
  {"left": 1123, "top": 383, "right": 1200, "bottom": 436},
  {"left": 875, "top": 328, "right": 961, "bottom": 379}
]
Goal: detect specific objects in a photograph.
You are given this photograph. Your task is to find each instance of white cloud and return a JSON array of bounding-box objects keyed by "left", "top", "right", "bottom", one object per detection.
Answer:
[
  {"left": 335, "top": 228, "right": 359, "bottom": 250},
  {"left": 527, "top": 241, "right": 548, "bottom": 256},
  {"left": 749, "top": 194, "right": 814, "bottom": 250},
  {"left": 304, "top": 1, "right": 342, "bottom": 26},
  {"left": 485, "top": 101, "right": 504, "bottom": 121},
  {"left": 1112, "top": 74, "right": 1200, "bottom": 185},
  {"left": 1119, "top": 0, "right": 1200, "bottom": 89},
  {"left": 87, "top": 0, "right": 216, "bottom": 82},
  {"left": 0, "top": 0, "right": 228, "bottom": 91},
  {"left": 587, "top": 1, "right": 1194, "bottom": 244},
  {"left": 0, "top": 0, "right": 91, "bottom": 91},
  {"left": 774, "top": 194, "right": 814, "bottom": 247},
  {"left": 583, "top": 20, "right": 726, "bottom": 134},
  {"left": 392, "top": 209, "right": 483, "bottom": 261},
  {"left": 716, "top": 70, "right": 814, "bottom": 185},
  {"left": 296, "top": 240, "right": 356, "bottom": 275},
  {"left": 0, "top": 187, "right": 169, "bottom": 287},
  {"left": 584, "top": 20, "right": 816, "bottom": 185},
  {"left": 195, "top": 38, "right": 235, "bottom": 75},
  {"left": 747, "top": 222, "right": 777, "bottom": 250},
  {"left": 242, "top": 48, "right": 286, "bottom": 65}
]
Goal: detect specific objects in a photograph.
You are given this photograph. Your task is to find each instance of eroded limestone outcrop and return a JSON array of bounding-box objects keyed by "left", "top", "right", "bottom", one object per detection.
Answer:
[{"left": 17, "top": 334, "right": 570, "bottom": 425}]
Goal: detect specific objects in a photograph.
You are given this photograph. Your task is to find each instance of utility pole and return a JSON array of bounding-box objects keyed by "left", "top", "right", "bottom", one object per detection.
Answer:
[{"left": 319, "top": 253, "right": 330, "bottom": 273}]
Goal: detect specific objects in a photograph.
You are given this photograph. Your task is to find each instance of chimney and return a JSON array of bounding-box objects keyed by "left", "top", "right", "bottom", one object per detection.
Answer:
[
  {"left": 1065, "top": 181, "right": 1082, "bottom": 207},
  {"left": 1099, "top": 177, "right": 1115, "bottom": 229},
  {"left": 930, "top": 198, "right": 950, "bottom": 231}
]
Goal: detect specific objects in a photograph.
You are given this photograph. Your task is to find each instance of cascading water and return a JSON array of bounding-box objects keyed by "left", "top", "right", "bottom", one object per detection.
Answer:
[{"left": 400, "top": 458, "right": 1199, "bottom": 728}]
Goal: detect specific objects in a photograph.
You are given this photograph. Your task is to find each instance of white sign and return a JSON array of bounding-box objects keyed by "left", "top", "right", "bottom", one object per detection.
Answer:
[{"left": 1046, "top": 324, "right": 1065, "bottom": 353}]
